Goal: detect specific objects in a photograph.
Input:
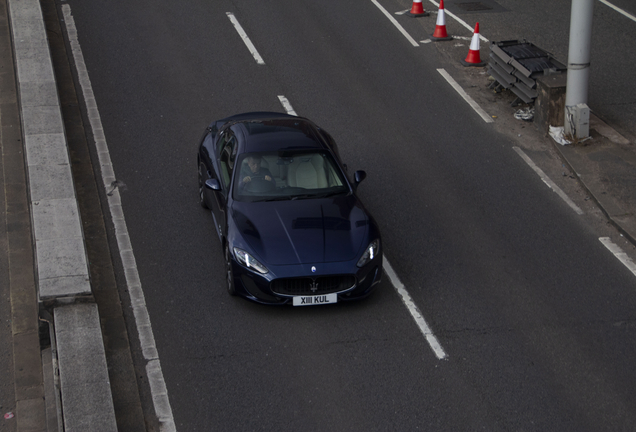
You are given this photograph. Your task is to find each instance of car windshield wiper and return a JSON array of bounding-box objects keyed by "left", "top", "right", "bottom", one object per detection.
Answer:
[
  {"left": 257, "top": 196, "right": 293, "bottom": 202},
  {"left": 290, "top": 191, "right": 347, "bottom": 200},
  {"left": 316, "top": 190, "right": 348, "bottom": 199},
  {"left": 290, "top": 193, "right": 316, "bottom": 200},
  {"left": 250, "top": 190, "right": 348, "bottom": 202}
]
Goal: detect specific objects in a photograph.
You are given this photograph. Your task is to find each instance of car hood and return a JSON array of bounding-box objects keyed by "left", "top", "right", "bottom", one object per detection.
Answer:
[{"left": 231, "top": 196, "right": 369, "bottom": 265}]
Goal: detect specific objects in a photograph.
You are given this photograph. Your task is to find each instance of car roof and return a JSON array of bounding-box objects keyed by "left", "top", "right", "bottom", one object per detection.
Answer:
[{"left": 217, "top": 113, "right": 327, "bottom": 153}]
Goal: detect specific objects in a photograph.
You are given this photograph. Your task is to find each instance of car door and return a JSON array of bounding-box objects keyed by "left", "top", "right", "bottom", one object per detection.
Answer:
[
  {"left": 199, "top": 127, "right": 224, "bottom": 214},
  {"left": 210, "top": 131, "right": 238, "bottom": 241}
]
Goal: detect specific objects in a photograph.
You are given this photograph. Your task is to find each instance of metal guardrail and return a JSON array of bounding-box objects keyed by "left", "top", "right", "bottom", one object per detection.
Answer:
[{"left": 488, "top": 40, "right": 566, "bottom": 106}]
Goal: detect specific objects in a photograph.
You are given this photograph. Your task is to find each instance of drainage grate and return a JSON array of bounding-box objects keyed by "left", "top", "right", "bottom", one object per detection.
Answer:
[
  {"left": 445, "top": 0, "right": 507, "bottom": 13},
  {"left": 456, "top": 2, "right": 492, "bottom": 12}
]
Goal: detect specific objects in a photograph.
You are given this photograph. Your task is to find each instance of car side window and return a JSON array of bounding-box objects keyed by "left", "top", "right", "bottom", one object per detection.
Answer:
[
  {"left": 219, "top": 136, "right": 237, "bottom": 189},
  {"left": 216, "top": 131, "right": 229, "bottom": 158}
]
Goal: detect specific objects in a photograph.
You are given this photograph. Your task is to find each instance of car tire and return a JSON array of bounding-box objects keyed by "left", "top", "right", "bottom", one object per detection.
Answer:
[
  {"left": 225, "top": 245, "right": 237, "bottom": 296},
  {"left": 198, "top": 162, "right": 209, "bottom": 209}
]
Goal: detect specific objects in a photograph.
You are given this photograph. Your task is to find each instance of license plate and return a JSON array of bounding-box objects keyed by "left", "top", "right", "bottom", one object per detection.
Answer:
[{"left": 293, "top": 293, "right": 337, "bottom": 306}]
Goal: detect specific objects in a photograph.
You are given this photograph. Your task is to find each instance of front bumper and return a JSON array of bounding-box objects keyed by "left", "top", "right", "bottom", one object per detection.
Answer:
[{"left": 230, "top": 255, "right": 383, "bottom": 305}]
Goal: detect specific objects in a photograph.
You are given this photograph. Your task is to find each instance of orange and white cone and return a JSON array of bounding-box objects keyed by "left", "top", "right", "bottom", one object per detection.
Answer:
[
  {"left": 431, "top": 0, "right": 452, "bottom": 41},
  {"left": 407, "top": 0, "right": 429, "bottom": 17},
  {"left": 461, "top": 22, "right": 486, "bottom": 67}
]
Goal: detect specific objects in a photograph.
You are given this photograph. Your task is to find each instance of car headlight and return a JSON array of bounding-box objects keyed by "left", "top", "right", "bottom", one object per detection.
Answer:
[
  {"left": 233, "top": 248, "right": 269, "bottom": 274},
  {"left": 357, "top": 239, "right": 380, "bottom": 268}
]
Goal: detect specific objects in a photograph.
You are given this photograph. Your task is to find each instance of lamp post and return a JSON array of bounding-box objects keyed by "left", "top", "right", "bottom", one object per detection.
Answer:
[{"left": 564, "top": 0, "right": 595, "bottom": 140}]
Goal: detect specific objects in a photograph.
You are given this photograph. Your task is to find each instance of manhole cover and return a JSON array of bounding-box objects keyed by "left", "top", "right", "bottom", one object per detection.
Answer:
[{"left": 445, "top": 0, "right": 507, "bottom": 14}]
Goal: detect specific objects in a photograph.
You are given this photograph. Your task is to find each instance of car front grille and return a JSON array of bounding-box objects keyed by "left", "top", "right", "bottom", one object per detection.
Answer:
[{"left": 271, "top": 275, "right": 356, "bottom": 296}]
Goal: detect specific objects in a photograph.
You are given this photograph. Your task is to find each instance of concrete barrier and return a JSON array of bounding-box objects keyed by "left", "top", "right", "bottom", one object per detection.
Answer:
[
  {"left": 54, "top": 304, "right": 117, "bottom": 431},
  {"left": 9, "top": 0, "right": 91, "bottom": 302},
  {"left": 8, "top": 0, "right": 118, "bottom": 429}
]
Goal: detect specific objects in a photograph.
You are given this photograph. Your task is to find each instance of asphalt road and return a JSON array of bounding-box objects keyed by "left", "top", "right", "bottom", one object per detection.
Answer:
[{"left": 59, "top": 0, "right": 636, "bottom": 430}]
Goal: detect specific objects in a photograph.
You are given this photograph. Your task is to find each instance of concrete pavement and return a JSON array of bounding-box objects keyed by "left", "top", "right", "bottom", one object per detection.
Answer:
[
  {"left": 0, "top": 0, "right": 634, "bottom": 431},
  {"left": 3, "top": 0, "right": 144, "bottom": 429},
  {"left": 556, "top": 114, "right": 636, "bottom": 245},
  {"left": 3, "top": 0, "right": 116, "bottom": 429}
]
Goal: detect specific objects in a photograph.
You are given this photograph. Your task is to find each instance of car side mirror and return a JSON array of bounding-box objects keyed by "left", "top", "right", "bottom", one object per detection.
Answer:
[
  {"left": 354, "top": 170, "right": 367, "bottom": 185},
  {"left": 205, "top": 179, "right": 221, "bottom": 191}
]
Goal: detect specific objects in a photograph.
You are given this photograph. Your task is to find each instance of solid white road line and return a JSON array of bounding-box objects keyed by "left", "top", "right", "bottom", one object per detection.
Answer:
[
  {"left": 599, "top": 237, "right": 636, "bottom": 278},
  {"left": 226, "top": 12, "right": 266, "bottom": 65},
  {"left": 513, "top": 147, "right": 584, "bottom": 216},
  {"left": 370, "top": 0, "right": 420, "bottom": 47},
  {"left": 277, "top": 95, "right": 298, "bottom": 116},
  {"left": 62, "top": 6, "right": 177, "bottom": 431},
  {"left": 425, "top": 0, "right": 489, "bottom": 42},
  {"left": 598, "top": 0, "right": 636, "bottom": 23},
  {"left": 384, "top": 257, "right": 448, "bottom": 360},
  {"left": 437, "top": 68, "right": 494, "bottom": 123}
]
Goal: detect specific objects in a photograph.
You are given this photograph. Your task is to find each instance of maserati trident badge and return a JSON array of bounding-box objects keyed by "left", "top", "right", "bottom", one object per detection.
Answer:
[{"left": 311, "top": 266, "right": 316, "bottom": 273}]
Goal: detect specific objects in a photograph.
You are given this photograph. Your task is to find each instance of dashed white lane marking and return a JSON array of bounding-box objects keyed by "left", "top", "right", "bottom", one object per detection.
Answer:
[
  {"left": 513, "top": 147, "right": 584, "bottom": 216},
  {"left": 600, "top": 237, "right": 636, "bottom": 278},
  {"left": 62, "top": 5, "right": 177, "bottom": 431},
  {"left": 426, "top": 0, "right": 489, "bottom": 42},
  {"left": 437, "top": 68, "right": 494, "bottom": 123},
  {"left": 280, "top": 93, "right": 445, "bottom": 359},
  {"left": 384, "top": 257, "right": 448, "bottom": 360},
  {"left": 226, "top": 12, "right": 266, "bottom": 65},
  {"left": 598, "top": 0, "right": 636, "bottom": 23},
  {"left": 277, "top": 95, "right": 298, "bottom": 116},
  {"left": 370, "top": 0, "right": 420, "bottom": 47}
]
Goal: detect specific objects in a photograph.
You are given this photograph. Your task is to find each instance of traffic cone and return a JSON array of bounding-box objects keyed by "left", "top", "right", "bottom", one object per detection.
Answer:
[
  {"left": 461, "top": 22, "right": 486, "bottom": 67},
  {"left": 431, "top": 0, "right": 452, "bottom": 41},
  {"left": 407, "top": 0, "right": 429, "bottom": 17}
]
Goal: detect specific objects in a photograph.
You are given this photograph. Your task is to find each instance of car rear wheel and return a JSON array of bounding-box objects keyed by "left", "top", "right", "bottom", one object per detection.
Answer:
[
  {"left": 198, "top": 162, "right": 209, "bottom": 209},
  {"left": 225, "top": 245, "right": 237, "bottom": 296}
]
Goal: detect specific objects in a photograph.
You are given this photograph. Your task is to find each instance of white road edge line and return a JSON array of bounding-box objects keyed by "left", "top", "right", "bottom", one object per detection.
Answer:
[
  {"left": 437, "top": 68, "right": 494, "bottom": 123},
  {"left": 277, "top": 95, "right": 298, "bottom": 116},
  {"left": 513, "top": 147, "right": 584, "bottom": 216},
  {"left": 599, "top": 237, "right": 636, "bottom": 277},
  {"left": 384, "top": 257, "right": 448, "bottom": 360},
  {"left": 598, "top": 0, "right": 636, "bottom": 23},
  {"left": 62, "top": 6, "right": 177, "bottom": 432},
  {"left": 370, "top": 0, "right": 419, "bottom": 47},
  {"left": 226, "top": 12, "right": 266, "bottom": 65},
  {"left": 426, "top": 0, "right": 488, "bottom": 42}
]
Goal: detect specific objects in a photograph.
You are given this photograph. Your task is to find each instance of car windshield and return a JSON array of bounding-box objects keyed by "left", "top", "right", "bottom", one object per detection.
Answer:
[{"left": 232, "top": 150, "right": 349, "bottom": 202}]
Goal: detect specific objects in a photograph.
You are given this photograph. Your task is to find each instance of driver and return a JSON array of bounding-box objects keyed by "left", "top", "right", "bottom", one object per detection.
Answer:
[{"left": 240, "top": 155, "right": 273, "bottom": 189}]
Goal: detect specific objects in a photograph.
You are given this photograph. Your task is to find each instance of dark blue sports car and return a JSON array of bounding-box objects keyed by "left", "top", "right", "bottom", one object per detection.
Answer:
[{"left": 197, "top": 112, "right": 382, "bottom": 305}]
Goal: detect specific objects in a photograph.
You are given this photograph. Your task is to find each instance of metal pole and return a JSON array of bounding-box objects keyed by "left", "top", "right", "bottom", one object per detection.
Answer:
[{"left": 564, "top": 0, "right": 595, "bottom": 139}]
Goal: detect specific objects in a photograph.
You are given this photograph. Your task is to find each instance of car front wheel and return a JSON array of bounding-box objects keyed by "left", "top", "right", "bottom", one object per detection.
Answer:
[{"left": 225, "top": 245, "right": 237, "bottom": 296}]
